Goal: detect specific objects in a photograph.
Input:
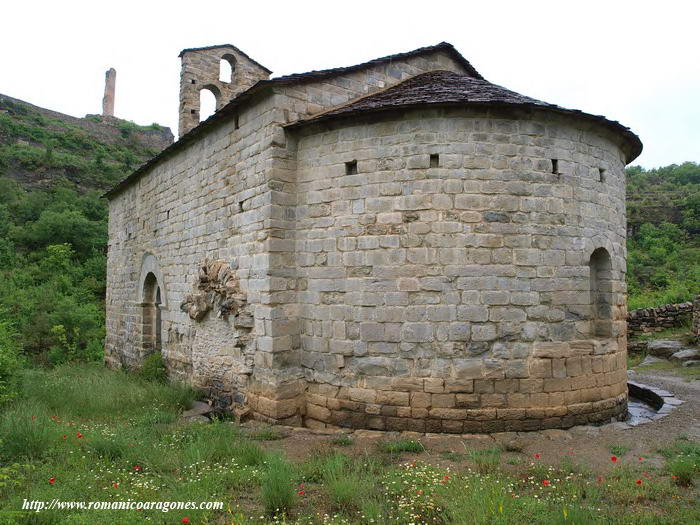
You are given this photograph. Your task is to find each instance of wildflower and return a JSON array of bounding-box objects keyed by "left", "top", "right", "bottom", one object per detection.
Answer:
[
  {"left": 77, "top": 432, "right": 84, "bottom": 439},
  {"left": 62, "top": 435, "right": 67, "bottom": 440},
  {"left": 638, "top": 457, "right": 645, "bottom": 461},
  {"left": 49, "top": 477, "right": 56, "bottom": 484},
  {"left": 133, "top": 465, "right": 141, "bottom": 472},
  {"left": 416, "top": 489, "right": 423, "bottom": 495},
  {"left": 181, "top": 518, "right": 190, "bottom": 524},
  {"left": 542, "top": 480, "right": 550, "bottom": 486},
  {"left": 113, "top": 483, "right": 119, "bottom": 489},
  {"left": 596, "top": 476, "right": 604, "bottom": 483},
  {"left": 444, "top": 475, "right": 450, "bottom": 480},
  {"left": 610, "top": 456, "right": 618, "bottom": 463},
  {"left": 636, "top": 479, "right": 642, "bottom": 485},
  {"left": 297, "top": 490, "right": 305, "bottom": 496},
  {"left": 31, "top": 416, "right": 36, "bottom": 421},
  {"left": 672, "top": 475, "right": 678, "bottom": 480},
  {"left": 534, "top": 454, "right": 541, "bottom": 459}
]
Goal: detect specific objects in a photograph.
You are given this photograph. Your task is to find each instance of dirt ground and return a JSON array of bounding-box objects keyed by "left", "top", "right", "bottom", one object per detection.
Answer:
[{"left": 250, "top": 369, "right": 699, "bottom": 474}]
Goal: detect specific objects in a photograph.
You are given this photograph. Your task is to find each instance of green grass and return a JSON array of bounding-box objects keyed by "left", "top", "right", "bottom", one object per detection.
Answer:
[
  {"left": 467, "top": 446, "right": 501, "bottom": 474},
  {"left": 636, "top": 360, "right": 700, "bottom": 380},
  {"left": 609, "top": 443, "right": 631, "bottom": 457},
  {"left": 379, "top": 439, "right": 425, "bottom": 454},
  {"left": 1, "top": 365, "right": 699, "bottom": 524},
  {"left": 330, "top": 434, "right": 353, "bottom": 447}
]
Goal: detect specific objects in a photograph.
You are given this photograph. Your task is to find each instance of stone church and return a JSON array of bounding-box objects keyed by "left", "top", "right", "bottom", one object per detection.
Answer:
[{"left": 105, "top": 42, "right": 642, "bottom": 433}]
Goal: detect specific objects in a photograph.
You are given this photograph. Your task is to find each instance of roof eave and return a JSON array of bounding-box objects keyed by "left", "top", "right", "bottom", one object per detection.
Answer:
[{"left": 285, "top": 101, "right": 642, "bottom": 164}]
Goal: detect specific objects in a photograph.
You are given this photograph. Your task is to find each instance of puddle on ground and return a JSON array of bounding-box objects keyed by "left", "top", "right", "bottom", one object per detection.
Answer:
[{"left": 626, "top": 397, "right": 658, "bottom": 426}]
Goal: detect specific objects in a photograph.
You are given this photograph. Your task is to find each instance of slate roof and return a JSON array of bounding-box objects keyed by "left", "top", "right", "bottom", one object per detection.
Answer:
[
  {"left": 269, "top": 42, "right": 482, "bottom": 84},
  {"left": 288, "top": 70, "right": 642, "bottom": 162}
]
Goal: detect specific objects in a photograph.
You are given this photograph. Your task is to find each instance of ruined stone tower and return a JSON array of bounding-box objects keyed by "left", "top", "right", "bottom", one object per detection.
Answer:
[
  {"left": 106, "top": 42, "right": 642, "bottom": 433},
  {"left": 102, "top": 68, "right": 116, "bottom": 117},
  {"left": 178, "top": 44, "right": 271, "bottom": 137}
]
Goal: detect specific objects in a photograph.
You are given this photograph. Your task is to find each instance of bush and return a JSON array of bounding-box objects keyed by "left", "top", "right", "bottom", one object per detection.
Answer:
[{"left": 139, "top": 352, "right": 167, "bottom": 382}]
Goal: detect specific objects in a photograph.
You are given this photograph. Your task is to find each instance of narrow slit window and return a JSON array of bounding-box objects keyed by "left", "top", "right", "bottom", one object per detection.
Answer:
[
  {"left": 430, "top": 154, "right": 439, "bottom": 168},
  {"left": 551, "top": 159, "right": 559, "bottom": 174},
  {"left": 234, "top": 115, "right": 240, "bottom": 129},
  {"left": 598, "top": 168, "right": 606, "bottom": 183},
  {"left": 345, "top": 160, "right": 358, "bottom": 175},
  {"left": 191, "top": 79, "right": 196, "bottom": 84}
]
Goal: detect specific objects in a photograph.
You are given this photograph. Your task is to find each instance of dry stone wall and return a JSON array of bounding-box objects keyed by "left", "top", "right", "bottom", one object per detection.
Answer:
[{"left": 627, "top": 301, "right": 694, "bottom": 337}]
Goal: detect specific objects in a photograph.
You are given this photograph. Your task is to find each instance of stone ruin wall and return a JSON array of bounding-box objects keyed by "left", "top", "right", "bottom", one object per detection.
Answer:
[
  {"left": 290, "top": 106, "right": 630, "bottom": 432},
  {"left": 627, "top": 301, "right": 695, "bottom": 337},
  {"left": 694, "top": 296, "right": 700, "bottom": 339}
]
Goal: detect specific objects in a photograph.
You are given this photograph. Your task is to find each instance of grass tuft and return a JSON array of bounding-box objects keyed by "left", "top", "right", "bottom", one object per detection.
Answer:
[{"left": 379, "top": 439, "right": 425, "bottom": 454}]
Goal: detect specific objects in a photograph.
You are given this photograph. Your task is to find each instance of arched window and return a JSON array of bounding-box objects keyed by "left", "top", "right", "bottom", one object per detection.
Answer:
[
  {"left": 589, "top": 248, "right": 613, "bottom": 337},
  {"left": 142, "top": 272, "right": 162, "bottom": 353},
  {"left": 219, "top": 54, "right": 236, "bottom": 83},
  {"left": 199, "top": 86, "right": 220, "bottom": 122}
]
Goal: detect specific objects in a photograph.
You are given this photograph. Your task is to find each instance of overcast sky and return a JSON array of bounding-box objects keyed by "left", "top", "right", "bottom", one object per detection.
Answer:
[{"left": 1, "top": 1, "right": 697, "bottom": 168}]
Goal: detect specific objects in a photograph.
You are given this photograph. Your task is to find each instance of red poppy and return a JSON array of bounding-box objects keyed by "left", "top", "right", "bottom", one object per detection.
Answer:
[
  {"left": 133, "top": 465, "right": 141, "bottom": 472},
  {"left": 62, "top": 435, "right": 67, "bottom": 440},
  {"left": 51, "top": 416, "right": 57, "bottom": 421},
  {"left": 636, "top": 479, "right": 642, "bottom": 485},
  {"left": 297, "top": 490, "right": 305, "bottom": 496},
  {"left": 638, "top": 457, "right": 645, "bottom": 461},
  {"left": 596, "top": 476, "right": 604, "bottom": 483},
  {"left": 113, "top": 483, "right": 119, "bottom": 489},
  {"left": 49, "top": 477, "right": 56, "bottom": 484},
  {"left": 299, "top": 482, "right": 305, "bottom": 489},
  {"left": 416, "top": 489, "right": 423, "bottom": 495},
  {"left": 444, "top": 475, "right": 450, "bottom": 480},
  {"left": 31, "top": 416, "right": 36, "bottom": 421},
  {"left": 542, "top": 480, "right": 550, "bottom": 486},
  {"left": 181, "top": 518, "right": 190, "bottom": 524},
  {"left": 534, "top": 454, "right": 541, "bottom": 459},
  {"left": 672, "top": 475, "right": 678, "bottom": 480},
  {"left": 76, "top": 432, "right": 83, "bottom": 439},
  {"left": 610, "top": 456, "right": 618, "bottom": 463}
]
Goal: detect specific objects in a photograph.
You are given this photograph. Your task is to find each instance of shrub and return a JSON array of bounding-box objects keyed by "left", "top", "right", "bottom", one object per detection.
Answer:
[{"left": 139, "top": 352, "right": 167, "bottom": 382}]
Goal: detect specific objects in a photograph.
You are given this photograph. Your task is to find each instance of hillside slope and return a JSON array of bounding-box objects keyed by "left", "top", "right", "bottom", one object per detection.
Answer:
[
  {"left": 0, "top": 93, "right": 172, "bottom": 190},
  {"left": 0, "top": 95, "right": 172, "bottom": 364},
  {"left": 626, "top": 162, "right": 700, "bottom": 309}
]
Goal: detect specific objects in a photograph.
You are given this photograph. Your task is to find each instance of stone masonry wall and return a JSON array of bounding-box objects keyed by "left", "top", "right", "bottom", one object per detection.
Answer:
[
  {"left": 694, "top": 296, "right": 700, "bottom": 339},
  {"left": 627, "top": 301, "right": 694, "bottom": 337},
  {"left": 179, "top": 46, "right": 270, "bottom": 137},
  {"left": 290, "top": 106, "right": 629, "bottom": 432},
  {"left": 107, "top": 49, "right": 472, "bottom": 426}
]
